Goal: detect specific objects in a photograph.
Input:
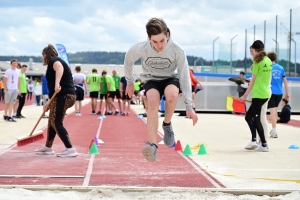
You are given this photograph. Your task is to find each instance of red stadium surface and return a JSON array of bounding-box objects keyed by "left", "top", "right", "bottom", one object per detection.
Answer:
[{"left": 0, "top": 103, "right": 224, "bottom": 188}]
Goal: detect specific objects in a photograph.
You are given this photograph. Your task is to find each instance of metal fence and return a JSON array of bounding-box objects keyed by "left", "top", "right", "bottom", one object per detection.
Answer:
[{"left": 210, "top": 7, "right": 300, "bottom": 77}]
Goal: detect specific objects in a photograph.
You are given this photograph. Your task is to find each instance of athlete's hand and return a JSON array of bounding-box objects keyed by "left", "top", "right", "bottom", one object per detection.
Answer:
[
  {"left": 239, "top": 95, "right": 246, "bottom": 102},
  {"left": 285, "top": 93, "right": 290, "bottom": 101},
  {"left": 126, "top": 84, "right": 134, "bottom": 98},
  {"left": 186, "top": 110, "right": 198, "bottom": 126},
  {"left": 43, "top": 102, "right": 50, "bottom": 112}
]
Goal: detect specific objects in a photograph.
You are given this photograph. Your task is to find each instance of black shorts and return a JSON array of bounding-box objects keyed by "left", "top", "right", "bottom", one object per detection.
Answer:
[
  {"left": 122, "top": 91, "right": 131, "bottom": 100},
  {"left": 90, "top": 91, "right": 99, "bottom": 99},
  {"left": 75, "top": 86, "right": 84, "bottom": 101},
  {"left": 191, "top": 86, "right": 195, "bottom": 93},
  {"left": 143, "top": 78, "right": 180, "bottom": 99},
  {"left": 100, "top": 93, "right": 107, "bottom": 100},
  {"left": 115, "top": 89, "right": 121, "bottom": 99},
  {"left": 107, "top": 91, "right": 116, "bottom": 99},
  {"left": 268, "top": 94, "right": 282, "bottom": 108}
]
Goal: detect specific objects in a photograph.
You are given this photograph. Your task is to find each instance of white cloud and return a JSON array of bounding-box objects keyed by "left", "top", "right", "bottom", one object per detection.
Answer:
[{"left": 0, "top": 0, "right": 299, "bottom": 61}]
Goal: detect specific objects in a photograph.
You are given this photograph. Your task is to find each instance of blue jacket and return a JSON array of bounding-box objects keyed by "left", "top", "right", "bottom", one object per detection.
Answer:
[{"left": 42, "top": 75, "right": 49, "bottom": 95}]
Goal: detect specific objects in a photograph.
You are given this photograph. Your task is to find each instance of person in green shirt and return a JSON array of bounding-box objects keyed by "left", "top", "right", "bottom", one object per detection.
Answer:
[
  {"left": 15, "top": 65, "right": 28, "bottom": 118},
  {"left": 112, "top": 70, "right": 122, "bottom": 114},
  {"left": 134, "top": 79, "right": 141, "bottom": 104},
  {"left": 97, "top": 70, "right": 108, "bottom": 115},
  {"left": 102, "top": 71, "right": 117, "bottom": 115},
  {"left": 240, "top": 40, "right": 272, "bottom": 152},
  {"left": 87, "top": 69, "right": 101, "bottom": 114}
]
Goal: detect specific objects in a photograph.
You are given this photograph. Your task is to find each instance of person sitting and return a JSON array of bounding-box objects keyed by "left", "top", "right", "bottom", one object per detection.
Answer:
[{"left": 277, "top": 98, "right": 291, "bottom": 123}]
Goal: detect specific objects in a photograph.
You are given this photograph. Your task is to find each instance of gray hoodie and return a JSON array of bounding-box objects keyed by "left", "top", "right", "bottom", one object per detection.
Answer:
[{"left": 124, "top": 37, "right": 192, "bottom": 110}]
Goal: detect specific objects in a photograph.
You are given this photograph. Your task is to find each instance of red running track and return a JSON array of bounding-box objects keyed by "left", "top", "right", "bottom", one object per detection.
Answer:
[{"left": 0, "top": 103, "right": 224, "bottom": 188}]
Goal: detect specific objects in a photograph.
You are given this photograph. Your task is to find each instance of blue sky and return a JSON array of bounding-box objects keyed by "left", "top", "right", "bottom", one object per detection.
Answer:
[{"left": 0, "top": 0, "right": 299, "bottom": 61}]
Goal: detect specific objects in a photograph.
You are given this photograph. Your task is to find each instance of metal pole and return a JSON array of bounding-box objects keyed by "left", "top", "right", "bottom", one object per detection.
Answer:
[
  {"left": 276, "top": 15, "right": 278, "bottom": 54},
  {"left": 264, "top": 20, "right": 266, "bottom": 45},
  {"left": 288, "top": 9, "right": 292, "bottom": 77},
  {"left": 254, "top": 25, "right": 256, "bottom": 41},
  {"left": 230, "top": 35, "right": 238, "bottom": 74},
  {"left": 273, "top": 39, "right": 279, "bottom": 56},
  {"left": 245, "top": 29, "right": 247, "bottom": 74},
  {"left": 212, "top": 37, "right": 220, "bottom": 71},
  {"left": 291, "top": 39, "right": 296, "bottom": 76}
]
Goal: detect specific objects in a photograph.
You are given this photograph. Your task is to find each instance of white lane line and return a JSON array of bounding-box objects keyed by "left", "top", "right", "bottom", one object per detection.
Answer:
[
  {"left": 0, "top": 144, "right": 17, "bottom": 156},
  {"left": 82, "top": 118, "right": 103, "bottom": 186},
  {"left": 178, "top": 152, "right": 222, "bottom": 188}
]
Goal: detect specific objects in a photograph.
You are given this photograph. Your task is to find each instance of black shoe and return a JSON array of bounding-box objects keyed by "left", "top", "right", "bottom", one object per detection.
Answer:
[
  {"left": 3, "top": 115, "right": 7, "bottom": 120},
  {"left": 106, "top": 112, "right": 112, "bottom": 115},
  {"left": 20, "top": 115, "right": 26, "bottom": 118},
  {"left": 92, "top": 110, "right": 96, "bottom": 114},
  {"left": 7, "top": 117, "right": 16, "bottom": 122},
  {"left": 96, "top": 111, "right": 101, "bottom": 115},
  {"left": 14, "top": 115, "right": 22, "bottom": 118},
  {"left": 114, "top": 111, "right": 119, "bottom": 115}
]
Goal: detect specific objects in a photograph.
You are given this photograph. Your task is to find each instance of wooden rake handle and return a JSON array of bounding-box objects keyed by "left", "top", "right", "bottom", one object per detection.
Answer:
[
  {"left": 228, "top": 95, "right": 252, "bottom": 103},
  {"left": 29, "top": 92, "right": 58, "bottom": 136}
]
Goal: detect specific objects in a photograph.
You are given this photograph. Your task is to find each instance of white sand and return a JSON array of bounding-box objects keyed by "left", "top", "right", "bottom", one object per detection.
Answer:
[{"left": 0, "top": 188, "right": 300, "bottom": 200}]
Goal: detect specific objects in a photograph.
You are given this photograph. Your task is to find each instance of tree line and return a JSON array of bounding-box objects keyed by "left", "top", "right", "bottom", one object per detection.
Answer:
[{"left": 0, "top": 52, "right": 298, "bottom": 72}]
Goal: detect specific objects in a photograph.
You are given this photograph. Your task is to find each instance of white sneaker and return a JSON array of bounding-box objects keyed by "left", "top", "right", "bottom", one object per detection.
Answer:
[
  {"left": 255, "top": 144, "right": 269, "bottom": 152},
  {"left": 244, "top": 141, "right": 258, "bottom": 150},
  {"left": 56, "top": 148, "right": 78, "bottom": 157},
  {"left": 34, "top": 146, "right": 55, "bottom": 155},
  {"left": 270, "top": 131, "right": 278, "bottom": 138},
  {"left": 78, "top": 113, "right": 82, "bottom": 116}
]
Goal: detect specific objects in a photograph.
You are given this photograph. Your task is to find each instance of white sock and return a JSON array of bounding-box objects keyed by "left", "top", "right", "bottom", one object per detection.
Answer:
[{"left": 272, "top": 128, "right": 276, "bottom": 133}]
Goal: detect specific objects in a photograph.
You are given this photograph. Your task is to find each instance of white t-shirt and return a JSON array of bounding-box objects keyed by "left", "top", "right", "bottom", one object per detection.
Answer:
[
  {"left": 73, "top": 73, "right": 86, "bottom": 89},
  {"left": 4, "top": 68, "right": 20, "bottom": 90}
]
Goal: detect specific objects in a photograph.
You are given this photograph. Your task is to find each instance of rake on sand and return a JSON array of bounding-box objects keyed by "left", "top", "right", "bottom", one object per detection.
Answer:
[{"left": 17, "top": 92, "right": 57, "bottom": 147}]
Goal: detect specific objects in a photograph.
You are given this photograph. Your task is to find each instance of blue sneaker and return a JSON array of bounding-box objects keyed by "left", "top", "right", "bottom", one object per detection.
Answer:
[
  {"left": 142, "top": 141, "right": 157, "bottom": 162},
  {"left": 162, "top": 123, "right": 175, "bottom": 147}
]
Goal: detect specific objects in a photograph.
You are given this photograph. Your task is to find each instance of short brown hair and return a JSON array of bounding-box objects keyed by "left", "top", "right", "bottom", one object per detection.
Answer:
[
  {"left": 42, "top": 44, "right": 58, "bottom": 65},
  {"left": 102, "top": 70, "right": 107, "bottom": 76},
  {"left": 75, "top": 66, "right": 81, "bottom": 72},
  {"left": 146, "top": 18, "right": 168, "bottom": 38},
  {"left": 22, "top": 64, "right": 28, "bottom": 68},
  {"left": 92, "top": 68, "right": 97, "bottom": 73},
  {"left": 267, "top": 51, "right": 277, "bottom": 62},
  {"left": 10, "top": 59, "right": 18, "bottom": 64}
]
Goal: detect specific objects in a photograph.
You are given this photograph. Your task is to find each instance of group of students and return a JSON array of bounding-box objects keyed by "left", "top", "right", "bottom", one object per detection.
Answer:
[
  {"left": 239, "top": 40, "right": 291, "bottom": 152},
  {"left": 8, "top": 17, "right": 294, "bottom": 160},
  {"left": 1, "top": 60, "right": 50, "bottom": 122}
]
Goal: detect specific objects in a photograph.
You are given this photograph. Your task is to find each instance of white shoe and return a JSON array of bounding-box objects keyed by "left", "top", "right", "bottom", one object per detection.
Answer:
[
  {"left": 75, "top": 113, "right": 79, "bottom": 116},
  {"left": 270, "top": 131, "right": 278, "bottom": 138},
  {"left": 56, "top": 148, "right": 78, "bottom": 157},
  {"left": 244, "top": 141, "right": 258, "bottom": 150},
  {"left": 255, "top": 144, "right": 269, "bottom": 152},
  {"left": 34, "top": 146, "right": 55, "bottom": 155},
  {"left": 78, "top": 113, "right": 82, "bottom": 116}
]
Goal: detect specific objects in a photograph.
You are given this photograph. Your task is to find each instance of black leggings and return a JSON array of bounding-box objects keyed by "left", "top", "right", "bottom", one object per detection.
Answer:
[
  {"left": 17, "top": 93, "right": 26, "bottom": 116},
  {"left": 245, "top": 98, "right": 268, "bottom": 143},
  {"left": 46, "top": 94, "right": 76, "bottom": 148}
]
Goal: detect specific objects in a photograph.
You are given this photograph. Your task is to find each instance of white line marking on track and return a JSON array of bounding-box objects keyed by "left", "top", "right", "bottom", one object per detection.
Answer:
[
  {"left": 82, "top": 118, "right": 103, "bottom": 186},
  {"left": 0, "top": 144, "right": 17, "bottom": 156},
  {"left": 178, "top": 152, "right": 222, "bottom": 188}
]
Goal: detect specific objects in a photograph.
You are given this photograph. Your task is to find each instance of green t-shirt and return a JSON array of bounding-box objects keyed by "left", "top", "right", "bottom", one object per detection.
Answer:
[
  {"left": 105, "top": 75, "right": 116, "bottom": 92},
  {"left": 134, "top": 82, "right": 140, "bottom": 91},
  {"left": 19, "top": 73, "right": 27, "bottom": 93},
  {"left": 100, "top": 76, "right": 108, "bottom": 94},
  {"left": 112, "top": 75, "right": 121, "bottom": 90},
  {"left": 87, "top": 73, "right": 101, "bottom": 92},
  {"left": 252, "top": 56, "right": 272, "bottom": 98}
]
